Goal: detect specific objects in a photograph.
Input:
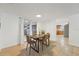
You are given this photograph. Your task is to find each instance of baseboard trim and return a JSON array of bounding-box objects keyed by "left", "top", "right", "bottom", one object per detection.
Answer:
[
  {"left": 69, "top": 43, "right": 79, "bottom": 47},
  {"left": 0, "top": 44, "right": 20, "bottom": 51}
]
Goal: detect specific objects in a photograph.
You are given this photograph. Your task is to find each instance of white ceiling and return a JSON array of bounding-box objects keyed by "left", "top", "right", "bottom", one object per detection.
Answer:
[{"left": 0, "top": 3, "right": 79, "bottom": 22}]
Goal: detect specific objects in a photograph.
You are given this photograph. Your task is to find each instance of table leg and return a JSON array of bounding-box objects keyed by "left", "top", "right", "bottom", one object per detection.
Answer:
[{"left": 37, "top": 38, "right": 39, "bottom": 53}]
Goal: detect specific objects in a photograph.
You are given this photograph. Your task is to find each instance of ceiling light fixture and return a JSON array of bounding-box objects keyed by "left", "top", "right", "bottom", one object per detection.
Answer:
[{"left": 36, "top": 14, "right": 42, "bottom": 18}]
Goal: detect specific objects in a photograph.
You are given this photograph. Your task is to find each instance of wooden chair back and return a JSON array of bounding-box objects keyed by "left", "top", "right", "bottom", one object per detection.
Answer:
[{"left": 26, "top": 35, "right": 31, "bottom": 43}]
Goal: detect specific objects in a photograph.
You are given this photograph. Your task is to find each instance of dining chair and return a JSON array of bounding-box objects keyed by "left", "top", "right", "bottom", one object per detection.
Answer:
[
  {"left": 46, "top": 33, "right": 50, "bottom": 46},
  {"left": 26, "top": 35, "right": 37, "bottom": 55},
  {"left": 39, "top": 33, "right": 50, "bottom": 51},
  {"left": 43, "top": 33, "right": 50, "bottom": 46},
  {"left": 39, "top": 34, "right": 44, "bottom": 51},
  {"left": 39, "top": 34, "right": 45, "bottom": 51}
]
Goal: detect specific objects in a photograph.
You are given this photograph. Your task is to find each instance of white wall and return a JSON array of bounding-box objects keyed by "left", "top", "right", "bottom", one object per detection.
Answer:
[
  {"left": 37, "top": 22, "right": 43, "bottom": 34},
  {"left": 0, "top": 12, "right": 19, "bottom": 49},
  {"left": 56, "top": 18, "right": 69, "bottom": 26},
  {"left": 69, "top": 14, "right": 79, "bottom": 47},
  {"left": 45, "top": 21, "right": 56, "bottom": 41},
  {"left": 38, "top": 20, "right": 56, "bottom": 41}
]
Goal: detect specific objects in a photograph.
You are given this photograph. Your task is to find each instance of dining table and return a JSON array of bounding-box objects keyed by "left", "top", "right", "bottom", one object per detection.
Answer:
[{"left": 30, "top": 34, "right": 44, "bottom": 53}]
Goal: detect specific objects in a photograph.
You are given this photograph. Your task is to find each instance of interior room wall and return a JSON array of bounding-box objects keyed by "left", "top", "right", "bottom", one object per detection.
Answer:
[
  {"left": 69, "top": 14, "right": 79, "bottom": 47},
  {"left": 37, "top": 22, "right": 45, "bottom": 34},
  {"left": 0, "top": 12, "right": 19, "bottom": 49}
]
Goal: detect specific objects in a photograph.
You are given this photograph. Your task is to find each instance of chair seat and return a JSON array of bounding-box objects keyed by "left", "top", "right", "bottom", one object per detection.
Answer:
[
  {"left": 39, "top": 38, "right": 43, "bottom": 41},
  {"left": 28, "top": 40, "right": 36, "bottom": 44}
]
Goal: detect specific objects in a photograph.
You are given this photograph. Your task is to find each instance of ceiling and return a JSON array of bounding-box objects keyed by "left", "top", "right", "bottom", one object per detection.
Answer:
[{"left": 0, "top": 3, "right": 79, "bottom": 22}]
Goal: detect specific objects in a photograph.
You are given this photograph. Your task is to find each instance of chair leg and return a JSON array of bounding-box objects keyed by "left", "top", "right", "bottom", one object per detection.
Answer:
[
  {"left": 35, "top": 43, "right": 37, "bottom": 49},
  {"left": 48, "top": 39, "right": 50, "bottom": 46},
  {"left": 46, "top": 39, "right": 49, "bottom": 46},
  {"left": 26, "top": 43, "right": 28, "bottom": 50},
  {"left": 29, "top": 44, "right": 31, "bottom": 55},
  {"left": 46, "top": 40, "right": 47, "bottom": 47},
  {"left": 42, "top": 41, "right": 43, "bottom": 51}
]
